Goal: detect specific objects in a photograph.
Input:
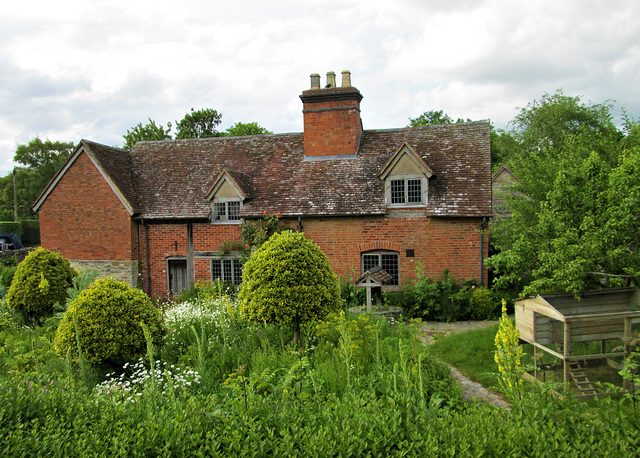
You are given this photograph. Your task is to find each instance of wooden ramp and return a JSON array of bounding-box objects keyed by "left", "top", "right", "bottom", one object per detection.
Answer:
[{"left": 555, "top": 343, "right": 598, "bottom": 398}]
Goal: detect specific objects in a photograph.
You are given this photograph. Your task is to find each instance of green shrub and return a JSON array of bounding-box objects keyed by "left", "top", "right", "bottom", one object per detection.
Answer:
[
  {"left": 469, "top": 286, "right": 500, "bottom": 320},
  {"left": 176, "top": 279, "right": 236, "bottom": 304},
  {"left": 0, "top": 221, "right": 22, "bottom": 236},
  {"left": 20, "top": 220, "right": 40, "bottom": 246},
  {"left": 54, "top": 277, "right": 165, "bottom": 365},
  {"left": 0, "top": 256, "right": 18, "bottom": 297},
  {"left": 6, "top": 248, "right": 77, "bottom": 322},
  {"left": 338, "top": 274, "right": 365, "bottom": 310},
  {"left": 238, "top": 231, "right": 341, "bottom": 344},
  {"left": 400, "top": 269, "right": 481, "bottom": 322}
]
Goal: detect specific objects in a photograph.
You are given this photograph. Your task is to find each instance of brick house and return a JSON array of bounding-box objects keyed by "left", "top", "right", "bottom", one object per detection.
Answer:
[{"left": 33, "top": 71, "right": 492, "bottom": 299}]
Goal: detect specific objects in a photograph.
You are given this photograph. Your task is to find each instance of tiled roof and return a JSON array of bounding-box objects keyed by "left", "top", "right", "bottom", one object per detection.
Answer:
[
  {"left": 82, "top": 140, "right": 139, "bottom": 211},
  {"left": 76, "top": 121, "right": 492, "bottom": 220},
  {"left": 356, "top": 266, "right": 394, "bottom": 285}
]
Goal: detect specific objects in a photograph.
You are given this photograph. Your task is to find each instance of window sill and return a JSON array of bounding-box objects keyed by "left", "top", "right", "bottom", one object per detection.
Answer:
[{"left": 211, "top": 220, "right": 242, "bottom": 225}]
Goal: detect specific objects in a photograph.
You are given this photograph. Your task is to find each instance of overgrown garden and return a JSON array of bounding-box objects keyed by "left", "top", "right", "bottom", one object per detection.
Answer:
[{"left": 0, "top": 239, "right": 639, "bottom": 455}]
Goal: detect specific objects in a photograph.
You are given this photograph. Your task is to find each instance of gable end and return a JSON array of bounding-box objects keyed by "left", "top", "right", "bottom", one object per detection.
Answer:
[{"left": 33, "top": 141, "right": 135, "bottom": 215}]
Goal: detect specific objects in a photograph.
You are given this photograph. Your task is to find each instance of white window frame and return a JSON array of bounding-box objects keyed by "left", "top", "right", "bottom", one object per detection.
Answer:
[
  {"left": 361, "top": 250, "right": 400, "bottom": 286},
  {"left": 386, "top": 174, "right": 428, "bottom": 207},
  {"left": 212, "top": 197, "right": 242, "bottom": 223}
]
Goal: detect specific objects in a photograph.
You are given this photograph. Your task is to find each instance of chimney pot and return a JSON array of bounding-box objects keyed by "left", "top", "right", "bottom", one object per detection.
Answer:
[
  {"left": 300, "top": 71, "right": 363, "bottom": 158},
  {"left": 326, "top": 71, "right": 336, "bottom": 88},
  {"left": 310, "top": 73, "right": 321, "bottom": 90},
  {"left": 341, "top": 70, "right": 351, "bottom": 87}
]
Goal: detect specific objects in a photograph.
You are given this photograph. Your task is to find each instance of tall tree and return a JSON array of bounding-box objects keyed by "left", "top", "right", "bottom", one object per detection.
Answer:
[
  {"left": 506, "top": 91, "right": 621, "bottom": 202},
  {"left": 408, "top": 110, "right": 469, "bottom": 127},
  {"left": 7, "top": 139, "right": 74, "bottom": 219},
  {"left": 225, "top": 122, "right": 272, "bottom": 137},
  {"left": 487, "top": 93, "right": 638, "bottom": 296},
  {"left": 123, "top": 118, "right": 172, "bottom": 149},
  {"left": 175, "top": 108, "right": 223, "bottom": 139}
]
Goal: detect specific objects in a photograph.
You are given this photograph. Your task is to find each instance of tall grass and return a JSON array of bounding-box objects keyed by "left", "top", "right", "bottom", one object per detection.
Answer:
[{"left": 2, "top": 293, "right": 640, "bottom": 455}]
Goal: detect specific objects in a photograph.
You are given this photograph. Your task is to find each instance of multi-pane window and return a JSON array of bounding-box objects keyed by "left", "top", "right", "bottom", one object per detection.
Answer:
[
  {"left": 390, "top": 180, "right": 405, "bottom": 204},
  {"left": 389, "top": 178, "right": 423, "bottom": 205},
  {"left": 212, "top": 258, "right": 243, "bottom": 285},
  {"left": 407, "top": 179, "right": 422, "bottom": 203},
  {"left": 213, "top": 200, "right": 241, "bottom": 221},
  {"left": 361, "top": 251, "right": 399, "bottom": 286}
]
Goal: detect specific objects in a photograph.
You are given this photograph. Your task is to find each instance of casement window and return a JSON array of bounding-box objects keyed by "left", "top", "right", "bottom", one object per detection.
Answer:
[
  {"left": 212, "top": 199, "right": 242, "bottom": 222},
  {"left": 390, "top": 177, "right": 424, "bottom": 205},
  {"left": 361, "top": 251, "right": 399, "bottom": 286},
  {"left": 212, "top": 257, "right": 243, "bottom": 285}
]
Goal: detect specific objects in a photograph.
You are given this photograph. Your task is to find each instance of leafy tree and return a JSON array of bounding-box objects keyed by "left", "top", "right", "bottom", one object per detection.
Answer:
[
  {"left": 238, "top": 231, "right": 341, "bottom": 345},
  {"left": 0, "top": 174, "right": 16, "bottom": 220},
  {"left": 490, "top": 129, "right": 519, "bottom": 171},
  {"left": 225, "top": 122, "right": 272, "bottom": 137},
  {"left": 1, "top": 138, "right": 74, "bottom": 219},
  {"left": 175, "top": 108, "right": 223, "bottom": 139},
  {"left": 408, "top": 110, "right": 469, "bottom": 127},
  {"left": 506, "top": 91, "right": 621, "bottom": 202},
  {"left": 123, "top": 118, "right": 172, "bottom": 149},
  {"left": 487, "top": 93, "right": 639, "bottom": 296}
]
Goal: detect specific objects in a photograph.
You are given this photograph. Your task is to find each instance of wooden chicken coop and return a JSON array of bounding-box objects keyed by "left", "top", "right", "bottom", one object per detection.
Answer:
[{"left": 515, "top": 287, "right": 640, "bottom": 397}]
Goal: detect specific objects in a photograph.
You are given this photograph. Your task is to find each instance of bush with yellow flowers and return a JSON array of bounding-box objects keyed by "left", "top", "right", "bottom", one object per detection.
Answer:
[{"left": 494, "top": 299, "right": 523, "bottom": 393}]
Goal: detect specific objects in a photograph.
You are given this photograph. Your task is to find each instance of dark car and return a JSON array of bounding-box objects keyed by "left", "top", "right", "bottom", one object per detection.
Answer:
[{"left": 0, "top": 233, "right": 23, "bottom": 251}]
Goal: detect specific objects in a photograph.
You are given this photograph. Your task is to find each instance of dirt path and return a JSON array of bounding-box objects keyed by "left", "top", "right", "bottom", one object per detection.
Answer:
[{"left": 420, "top": 320, "right": 510, "bottom": 410}]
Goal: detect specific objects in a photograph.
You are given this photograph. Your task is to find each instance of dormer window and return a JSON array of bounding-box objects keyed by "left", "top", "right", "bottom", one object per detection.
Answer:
[
  {"left": 378, "top": 143, "right": 434, "bottom": 208},
  {"left": 206, "top": 168, "right": 251, "bottom": 224}
]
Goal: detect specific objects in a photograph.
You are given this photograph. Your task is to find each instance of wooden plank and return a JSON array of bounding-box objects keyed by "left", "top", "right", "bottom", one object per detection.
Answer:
[
  {"left": 557, "top": 303, "right": 630, "bottom": 316},
  {"left": 529, "top": 341, "right": 565, "bottom": 360},
  {"left": 565, "top": 352, "right": 626, "bottom": 361},
  {"left": 522, "top": 296, "right": 566, "bottom": 322},
  {"left": 519, "top": 307, "right": 534, "bottom": 323},
  {"left": 607, "top": 358, "right": 622, "bottom": 370},
  {"left": 564, "top": 322, "right": 571, "bottom": 386},
  {"left": 565, "top": 310, "right": 640, "bottom": 321},
  {"left": 572, "top": 332, "right": 627, "bottom": 343}
]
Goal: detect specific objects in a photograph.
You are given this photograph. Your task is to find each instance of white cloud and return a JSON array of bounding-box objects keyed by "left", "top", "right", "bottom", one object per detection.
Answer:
[{"left": 0, "top": 0, "right": 639, "bottom": 176}]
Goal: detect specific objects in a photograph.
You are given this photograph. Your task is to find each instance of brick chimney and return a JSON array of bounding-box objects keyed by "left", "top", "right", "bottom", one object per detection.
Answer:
[{"left": 300, "top": 71, "right": 363, "bottom": 158}]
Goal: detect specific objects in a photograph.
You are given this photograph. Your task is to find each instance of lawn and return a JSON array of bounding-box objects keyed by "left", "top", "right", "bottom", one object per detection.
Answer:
[{"left": 427, "top": 321, "right": 628, "bottom": 396}]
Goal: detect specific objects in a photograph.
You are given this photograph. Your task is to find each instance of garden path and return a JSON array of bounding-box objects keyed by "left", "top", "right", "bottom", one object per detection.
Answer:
[{"left": 419, "top": 320, "right": 510, "bottom": 410}]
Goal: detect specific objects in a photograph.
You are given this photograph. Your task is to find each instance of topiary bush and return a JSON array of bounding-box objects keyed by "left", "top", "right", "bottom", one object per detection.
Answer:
[
  {"left": 6, "top": 247, "right": 77, "bottom": 322},
  {"left": 468, "top": 286, "right": 501, "bottom": 320},
  {"left": 54, "top": 277, "right": 165, "bottom": 365},
  {"left": 238, "top": 230, "right": 341, "bottom": 344}
]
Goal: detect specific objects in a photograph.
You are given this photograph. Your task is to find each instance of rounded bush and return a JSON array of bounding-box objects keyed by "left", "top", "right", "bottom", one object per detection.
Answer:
[
  {"left": 469, "top": 286, "right": 500, "bottom": 320},
  {"left": 238, "top": 231, "right": 341, "bottom": 339},
  {"left": 6, "top": 247, "right": 77, "bottom": 320},
  {"left": 54, "top": 277, "right": 165, "bottom": 365}
]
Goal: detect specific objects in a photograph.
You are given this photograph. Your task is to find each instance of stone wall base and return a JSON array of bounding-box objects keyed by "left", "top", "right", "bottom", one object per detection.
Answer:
[{"left": 69, "top": 259, "right": 139, "bottom": 288}]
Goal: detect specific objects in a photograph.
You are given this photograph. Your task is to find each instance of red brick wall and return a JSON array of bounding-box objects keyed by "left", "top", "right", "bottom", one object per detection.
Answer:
[
  {"left": 39, "top": 152, "right": 135, "bottom": 261},
  {"left": 138, "top": 222, "right": 243, "bottom": 298},
  {"left": 299, "top": 216, "right": 488, "bottom": 286},
  {"left": 139, "top": 215, "right": 488, "bottom": 299},
  {"left": 303, "top": 97, "right": 362, "bottom": 157}
]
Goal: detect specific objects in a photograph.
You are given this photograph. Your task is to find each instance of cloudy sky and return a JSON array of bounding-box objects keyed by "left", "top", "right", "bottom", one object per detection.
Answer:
[{"left": 2, "top": 0, "right": 639, "bottom": 176}]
